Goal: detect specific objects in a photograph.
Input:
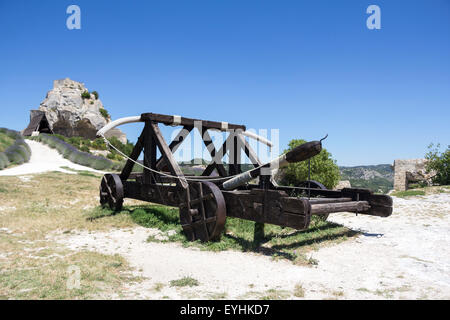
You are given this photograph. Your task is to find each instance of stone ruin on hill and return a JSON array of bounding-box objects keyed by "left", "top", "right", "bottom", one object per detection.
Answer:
[
  {"left": 393, "top": 159, "right": 434, "bottom": 191},
  {"left": 23, "top": 78, "right": 126, "bottom": 144}
]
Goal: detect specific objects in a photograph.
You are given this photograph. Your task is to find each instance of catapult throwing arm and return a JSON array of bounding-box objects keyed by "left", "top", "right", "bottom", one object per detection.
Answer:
[{"left": 96, "top": 116, "right": 143, "bottom": 137}]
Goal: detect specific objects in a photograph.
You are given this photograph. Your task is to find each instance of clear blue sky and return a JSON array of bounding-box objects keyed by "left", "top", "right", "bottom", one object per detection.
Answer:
[{"left": 0, "top": 0, "right": 449, "bottom": 166}]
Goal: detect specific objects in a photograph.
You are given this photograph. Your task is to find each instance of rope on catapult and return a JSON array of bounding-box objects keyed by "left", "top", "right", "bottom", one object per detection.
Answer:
[{"left": 100, "top": 134, "right": 267, "bottom": 183}]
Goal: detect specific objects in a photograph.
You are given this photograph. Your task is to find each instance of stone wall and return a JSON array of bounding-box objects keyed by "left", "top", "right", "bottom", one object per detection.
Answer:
[{"left": 393, "top": 159, "right": 432, "bottom": 191}]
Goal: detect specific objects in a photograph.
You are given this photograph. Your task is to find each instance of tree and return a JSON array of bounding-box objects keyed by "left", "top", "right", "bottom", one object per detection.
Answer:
[
  {"left": 279, "top": 139, "right": 340, "bottom": 189},
  {"left": 425, "top": 143, "right": 450, "bottom": 185}
]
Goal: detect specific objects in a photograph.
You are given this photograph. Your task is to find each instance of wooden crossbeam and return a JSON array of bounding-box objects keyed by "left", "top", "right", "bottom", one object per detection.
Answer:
[
  {"left": 140, "top": 112, "right": 245, "bottom": 131},
  {"left": 148, "top": 121, "right": 188, "bottom": 189},
  {"left": 155, "top": 125, "right": 193, "bottom": 171}
]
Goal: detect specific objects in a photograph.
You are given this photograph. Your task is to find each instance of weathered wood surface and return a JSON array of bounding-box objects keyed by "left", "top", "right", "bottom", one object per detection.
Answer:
[
  {"left": 141, "top": 112, "right": 246, "bottom": 131},
  {"left": 201, "top": 128, "right": 228, "bottom": 177},
  {"left": 148, "top": 122, "right": 188, "bottom": 189},
  {"left": 307, "top": 197, "right": 352, "bottom": 204},
  {"left": 120, "top": 131, "right": 145, "bottom": 181},
  {"left": 222, "top": 189, "right": 311, "bottom": 230},
  {"left": 310, "top": 201, "right": 370, "bottom": 215},
  {"left": 156, "top": 125, "right": 192, "bottom": 171}
]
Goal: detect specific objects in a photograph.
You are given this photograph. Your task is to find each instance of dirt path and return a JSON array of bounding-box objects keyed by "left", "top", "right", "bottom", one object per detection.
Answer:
[
  {"left": 0, "top": 140, "right": 104, "bottom": 176},
  {"left": 55, "top": 193, "right": 450, "bottom": 300}
]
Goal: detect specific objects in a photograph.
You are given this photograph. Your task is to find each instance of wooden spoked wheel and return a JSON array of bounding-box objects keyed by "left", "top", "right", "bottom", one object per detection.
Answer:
[
  {"left": 100, "top": 173, "right": 124, "bottom": 211},
  {"left": 179, "top": 181, "right": 226, "bottom": 242}
]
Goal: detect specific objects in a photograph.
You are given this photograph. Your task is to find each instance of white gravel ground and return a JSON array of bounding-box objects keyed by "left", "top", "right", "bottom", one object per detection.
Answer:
[
  {"left": 0, "top": 140, "right": 104, "bottom": 176},
  {"left": 55, "top": 193, "right": 450, "bottom": 300}
]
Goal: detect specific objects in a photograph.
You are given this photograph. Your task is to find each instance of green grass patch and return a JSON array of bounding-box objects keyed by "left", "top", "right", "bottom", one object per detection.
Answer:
[
  {"left": 391, "top": 190, "right": 426, "bottom": 197},
  {"left": 169, "top": 276, "right": 199, "bottom": 287},
  {"left": 107, "top": 204, "right": 358, "bottom": 264}
]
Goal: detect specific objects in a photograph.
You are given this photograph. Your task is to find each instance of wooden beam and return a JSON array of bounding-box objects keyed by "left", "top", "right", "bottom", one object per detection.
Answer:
[
  {"left": 236, "top": 133, "right": 262, "bottom": 167},
  {"left": 202, "top": 133, "right": 233, "bottom": 177},
  {"left": 310, "top": 201, "right": 370, "bottom": 215},
  {"left": 155, "top": 125, "right": 193, "bottom": 170},
  {"left": 143, "top": 122, "right": 157, "bottom": 184},
  {"left": 120, "top": 131, "right": 145, "bottom": 181},
  {"left": 201, "top": 128, "right": 228, "bottom": 177},
  {"left": 148, "top": 121, "right": 188, "bottom": 189},
  {"left": 307, "top": 197, "right": 352, "bottom": 204},
  {"left": 141, "top": 112, "right": 245, "bottom": 131}
]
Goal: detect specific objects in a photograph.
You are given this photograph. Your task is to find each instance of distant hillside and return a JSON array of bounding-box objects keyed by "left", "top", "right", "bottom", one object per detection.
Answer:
[{"left": 339, "top": 164, "right": 394, "bottom": 194}]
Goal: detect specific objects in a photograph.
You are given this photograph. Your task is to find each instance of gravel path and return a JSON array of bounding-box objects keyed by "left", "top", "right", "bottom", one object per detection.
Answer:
[
  {"left": 55, "top": 193, "right": 450, "bottom": 300},
  {"left": 0, "top": 140, "right": 104, "bottom": 176}
]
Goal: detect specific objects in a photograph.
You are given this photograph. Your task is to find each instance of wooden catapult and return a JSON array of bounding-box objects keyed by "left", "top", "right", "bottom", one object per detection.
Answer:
[{"left": 97, "top": 112, "right": 393, "bottom": 242}]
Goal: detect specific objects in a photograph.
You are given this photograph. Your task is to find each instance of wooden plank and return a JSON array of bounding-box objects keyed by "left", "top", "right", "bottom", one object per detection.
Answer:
[
  {"left": 202, "top": 133, "right": 233, "bottom": 177},
  {"left": 143, "top": 122, "right": 157, "bottom": 184},
  {"left": 310, "top": 201, "right": 370, "bottom": 215},
  {"left": 228, "top": 132, "right": 241, "bottom": 176},
  {"left": 222, "top": 190, "right": 311, "bottom": 230},
  {"left": 307, "top": 197, "right": 352, "bottom": 204},
  {"left": 141, "top": 112, "right": 246, "bottom": 131},
  {"left": 237, "top": 133, "right": 262, "bottom": 167},
  {"left": 201, "top": 128, "right": 228, "bottom": 177},
  {"left": 156, "top": 125, "right": 193, "bottom": 170},
  {"left": 148, "top": 121, "right": 188, "bottom": 189},
  {"left": 120, "top": 131, "right": 145, "bottom": 181}
]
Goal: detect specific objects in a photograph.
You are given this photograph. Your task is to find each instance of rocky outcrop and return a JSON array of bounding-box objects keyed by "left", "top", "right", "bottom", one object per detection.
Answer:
[
  {"left": 35, "top": 78, "right": 126, "bottom": 143},
  {"left": 334, "top": 180, "right": 351, "bottom": 190},
  {"left": 393, "top": 159, "right": 434, "bottom": 191}
]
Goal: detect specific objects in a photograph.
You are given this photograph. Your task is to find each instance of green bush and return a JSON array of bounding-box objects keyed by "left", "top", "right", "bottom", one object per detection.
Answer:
[
  {"left": 0, "top": 128, "right": 31, "bottom": 169},
  {"left": 92, "top": 91, "right": 99, "bottom": 99},
  {"left": 425, "top": 143, "right": 450, "bottom": 185},
  {"left": 33, "top": 133, "right": 116, "bottom": 172},
  {"left": 99, "top": 108, "right": 109, "bottom": 120},
  {"left": 279, "top": 139, "right": 340, "bottom": 189},
  {"left": 81, "top": 91, "right": 91, "bottom": 99},
  {"left": 92, "top": 138, "right": 107, "bottom": 150},
  {"left": 68, "top": 151, "right": 78, "bottom": 163},
  {"left": 74, "top": 153, "right": 91, "bottom": 166},
  {"left": 0, "top": 152, "right": 9, "bottom": 169},
  {"left": 92, "top": 158, "right": 111, "bottom": 170},
  {"left": 80, "top": 145, "right": 90, "bottom": 153},
  {"left": 108, "top": 136, "right": 134, "bottom": 157},
  {"left": 6, "top": 148, "right": 25, "bottom": 164},
  {"left": 15, "top": 144, "right": 30, "bottom": 161}
]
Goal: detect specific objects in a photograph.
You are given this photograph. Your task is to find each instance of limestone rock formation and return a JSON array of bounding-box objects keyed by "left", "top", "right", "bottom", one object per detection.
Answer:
[
  {"left": 34, "top": 78, "right": 127, "bottom": 143},
  {"left": 334, "top": 180, "right": 351, "bottom": 190}
]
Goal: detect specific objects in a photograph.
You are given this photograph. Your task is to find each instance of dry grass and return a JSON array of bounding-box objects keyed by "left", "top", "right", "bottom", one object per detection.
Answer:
[
  {"left": 293, "top": 283, "right": 305, "bottom": 298},
  {"left": 391, "top": 185, "right": 450, "bottom": 198},
  {"left": 0, "top": 170, "right": 358, "bottom": 299},
  {"left": 0, "top": 172, "right": 136, "bottom": 237},
  {"left": 0, "top": 172, "right": 143, "bottom": 299}
]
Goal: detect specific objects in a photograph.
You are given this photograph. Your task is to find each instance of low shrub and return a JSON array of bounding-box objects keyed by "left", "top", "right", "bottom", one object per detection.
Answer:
[
  {"left": 0, "top": 128, "right": 31, "bottom": 169},
  {"left": 5, "top": 149, "right": 25, "bottom": 164},
  {"left": 81, "top": 91, "right": 91, "bottom": 99},
  {"left": 99, "top": 108, "right": 109, "bottom": 120},
  {"left": 31, "top": 133, "right": 117, "bottom": 171},
  {"left": 0, "top": 152, "right": 10, "bottom": 169}
]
